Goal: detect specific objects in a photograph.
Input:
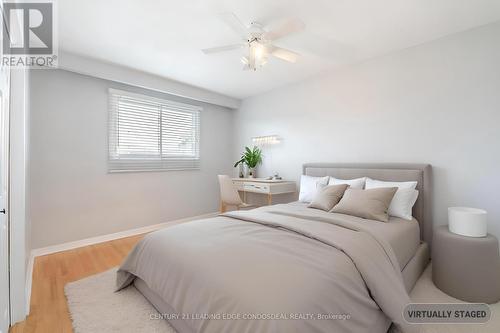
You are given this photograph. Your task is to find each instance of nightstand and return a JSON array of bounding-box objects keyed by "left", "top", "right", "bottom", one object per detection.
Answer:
[{"left": 432, "top": 225, "right": 500, "bottom": 303}]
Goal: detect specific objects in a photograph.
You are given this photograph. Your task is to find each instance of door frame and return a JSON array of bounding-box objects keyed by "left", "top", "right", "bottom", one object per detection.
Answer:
[
  {"left": 0, "top": 0, "right": 11, "bottom": 331},
  {"left": 0, "top": 48, "right": 11, "bottom": 333},
  {"left": 3, "top": 0, "right": 31, "bottom": 324}
]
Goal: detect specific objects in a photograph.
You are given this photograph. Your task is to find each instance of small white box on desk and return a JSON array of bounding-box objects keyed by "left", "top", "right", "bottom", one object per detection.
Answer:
[{"left": 448, "top": 207, "right": 487, "bottom": 237}]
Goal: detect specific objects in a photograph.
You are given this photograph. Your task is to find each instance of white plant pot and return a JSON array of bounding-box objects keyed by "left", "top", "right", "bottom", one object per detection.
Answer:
[{"left": 448, "top": 207, "right": 487, "bottom": 237}]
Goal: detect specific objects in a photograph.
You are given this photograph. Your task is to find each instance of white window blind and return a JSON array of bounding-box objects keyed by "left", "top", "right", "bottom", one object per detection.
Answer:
[{"left": 108, "top": 89, "right": 201, "bottom": 172}]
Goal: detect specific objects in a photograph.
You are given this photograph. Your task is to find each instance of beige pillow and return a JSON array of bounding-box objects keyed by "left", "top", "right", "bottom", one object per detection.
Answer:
[
  {"left": 330, "top": 187, "right": 398, "bottom": 222},
  {"left": 308, "top": 184, "right": 349, "bottom": 211}
]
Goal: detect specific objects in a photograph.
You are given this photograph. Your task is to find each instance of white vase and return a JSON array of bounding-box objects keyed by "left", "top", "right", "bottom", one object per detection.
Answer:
[
  {"left": 238, "top": 164, "right": 244, "bottom": 178},
  {"left": 248, "top": 167, "right": 256, "bottom": 178}
]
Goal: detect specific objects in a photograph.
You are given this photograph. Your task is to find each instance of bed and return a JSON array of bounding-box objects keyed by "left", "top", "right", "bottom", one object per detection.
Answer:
[{"left": 117, "top": 163, "right": 432, "bottom": 333}]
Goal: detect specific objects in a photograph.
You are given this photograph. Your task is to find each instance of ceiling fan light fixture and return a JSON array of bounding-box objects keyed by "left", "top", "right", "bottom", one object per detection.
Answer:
[
  {"left": 203, "top": 13, "right": 304, "bottom": 71},
  {"left": 253, "top": 42, "right": 266, "bottom": 60},
  {"left": 244, "top": 41, "right": 268, "bottom": 71}
]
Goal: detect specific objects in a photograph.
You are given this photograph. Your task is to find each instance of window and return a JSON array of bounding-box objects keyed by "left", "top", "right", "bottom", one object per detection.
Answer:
[{"left": 108, "top": 89, "right": 201, "bottom": 172}]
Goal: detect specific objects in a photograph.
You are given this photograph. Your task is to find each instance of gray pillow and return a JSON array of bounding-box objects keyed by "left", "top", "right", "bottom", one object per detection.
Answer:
[
  {"left": 330, "top": 187, "right": 398, "bottom": 222},
  {"left": 308, "top": 184, "right": 349, "bottom": 211}
]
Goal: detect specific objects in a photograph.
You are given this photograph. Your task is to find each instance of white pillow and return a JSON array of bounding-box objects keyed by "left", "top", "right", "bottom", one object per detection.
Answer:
[
  {"left": 299, "top": 175, "right": 330, "bottom": 203},
  {"left": 365, "top": 178, "right": 417, "bottom": 190},
  {"left": 365, "top": 178, "right": 418, "bottom": 220},
  {"left": 328, "top": 177, "right": 366, "bottom": 189}
]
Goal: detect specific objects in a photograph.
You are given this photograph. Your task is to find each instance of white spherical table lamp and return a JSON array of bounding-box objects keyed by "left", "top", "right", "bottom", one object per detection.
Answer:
[{"left": 448, "top": 207, "right": 487, "bottom": 237}]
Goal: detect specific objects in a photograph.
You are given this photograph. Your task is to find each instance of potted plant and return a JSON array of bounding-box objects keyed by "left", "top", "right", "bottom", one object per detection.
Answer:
[{"left": 234, "top": 146, "right": 263, "bottom": 178}]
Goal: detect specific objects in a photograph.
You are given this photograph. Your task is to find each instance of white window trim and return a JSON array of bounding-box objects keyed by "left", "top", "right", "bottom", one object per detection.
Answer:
[{"left": 108, "top": 88, "right": 202, "bottom": 173}]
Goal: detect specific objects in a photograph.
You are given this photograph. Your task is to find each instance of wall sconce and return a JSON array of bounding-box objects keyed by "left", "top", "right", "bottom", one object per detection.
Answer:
[{"left": 252, "top": 135, "right": 281, "bottom": 146}]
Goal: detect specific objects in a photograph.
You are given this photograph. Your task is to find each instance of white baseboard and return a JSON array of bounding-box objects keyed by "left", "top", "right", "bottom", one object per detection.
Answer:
[{"left": 30, "top": 212, "right": 219, "bottom": 258}]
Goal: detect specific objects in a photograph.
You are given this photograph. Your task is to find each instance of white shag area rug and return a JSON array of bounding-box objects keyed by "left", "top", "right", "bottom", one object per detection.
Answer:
[
  {"left": 65, "top": 268, "right": 175, "bottom": 333},
  {"left": 65, "top": 265, "right": 500, "bottom": 333}
]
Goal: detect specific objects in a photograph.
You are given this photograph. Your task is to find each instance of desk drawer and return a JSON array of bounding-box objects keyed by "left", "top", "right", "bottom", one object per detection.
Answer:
[
  {"left": 243, "top": 183, "right": 270, "bottom": 193},
  {"left": 232, "top": 181, "right": 244, "bottom": 191}
]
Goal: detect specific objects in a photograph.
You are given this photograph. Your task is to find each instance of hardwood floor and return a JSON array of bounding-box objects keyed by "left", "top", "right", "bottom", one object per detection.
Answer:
[{"left": 9, "top": 234, "right": 144, "bottom": 333}]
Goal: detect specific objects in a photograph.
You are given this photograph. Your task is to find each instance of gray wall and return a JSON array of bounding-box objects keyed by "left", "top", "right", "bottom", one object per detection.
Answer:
[
  {"left": 234, "top": 22, "right": 500, "bottom": 241},
  {"left": 30, "top": 69, "right": 234, "bottom": 248}
]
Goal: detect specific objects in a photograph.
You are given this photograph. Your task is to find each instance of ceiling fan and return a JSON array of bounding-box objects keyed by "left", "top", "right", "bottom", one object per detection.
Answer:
[{"left": 202, "top": 13, "right": 305, "bottom": 71}]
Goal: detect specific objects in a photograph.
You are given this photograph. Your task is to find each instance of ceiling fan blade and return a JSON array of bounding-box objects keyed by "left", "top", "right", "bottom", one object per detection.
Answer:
[
  {"left": 218, "top": 12, "right": 248, "bottom": 40},
  {"left": 270, "top": 46, "right": 300, "bottom": 63},
  {"left": 201, "top": 44, "right": 244, "bottom": 54},
  {"left": 262, "top": 18, "right": 305, "bottom": 41}
]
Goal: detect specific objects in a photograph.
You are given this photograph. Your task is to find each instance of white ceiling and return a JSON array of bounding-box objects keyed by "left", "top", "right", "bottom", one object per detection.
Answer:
[{"left": 59, "top": 0, "right": 500, "bottom": 99}]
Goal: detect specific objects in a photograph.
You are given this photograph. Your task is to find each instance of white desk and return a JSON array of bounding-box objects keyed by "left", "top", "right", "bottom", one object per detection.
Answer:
[{"left": 232, "top": 178, "right": 296, "bottom": 205}]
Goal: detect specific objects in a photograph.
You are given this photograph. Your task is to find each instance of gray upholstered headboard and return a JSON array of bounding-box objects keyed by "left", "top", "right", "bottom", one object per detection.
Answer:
[{"left": 303, "top": 163, "right": 433, "bottom": 247}]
